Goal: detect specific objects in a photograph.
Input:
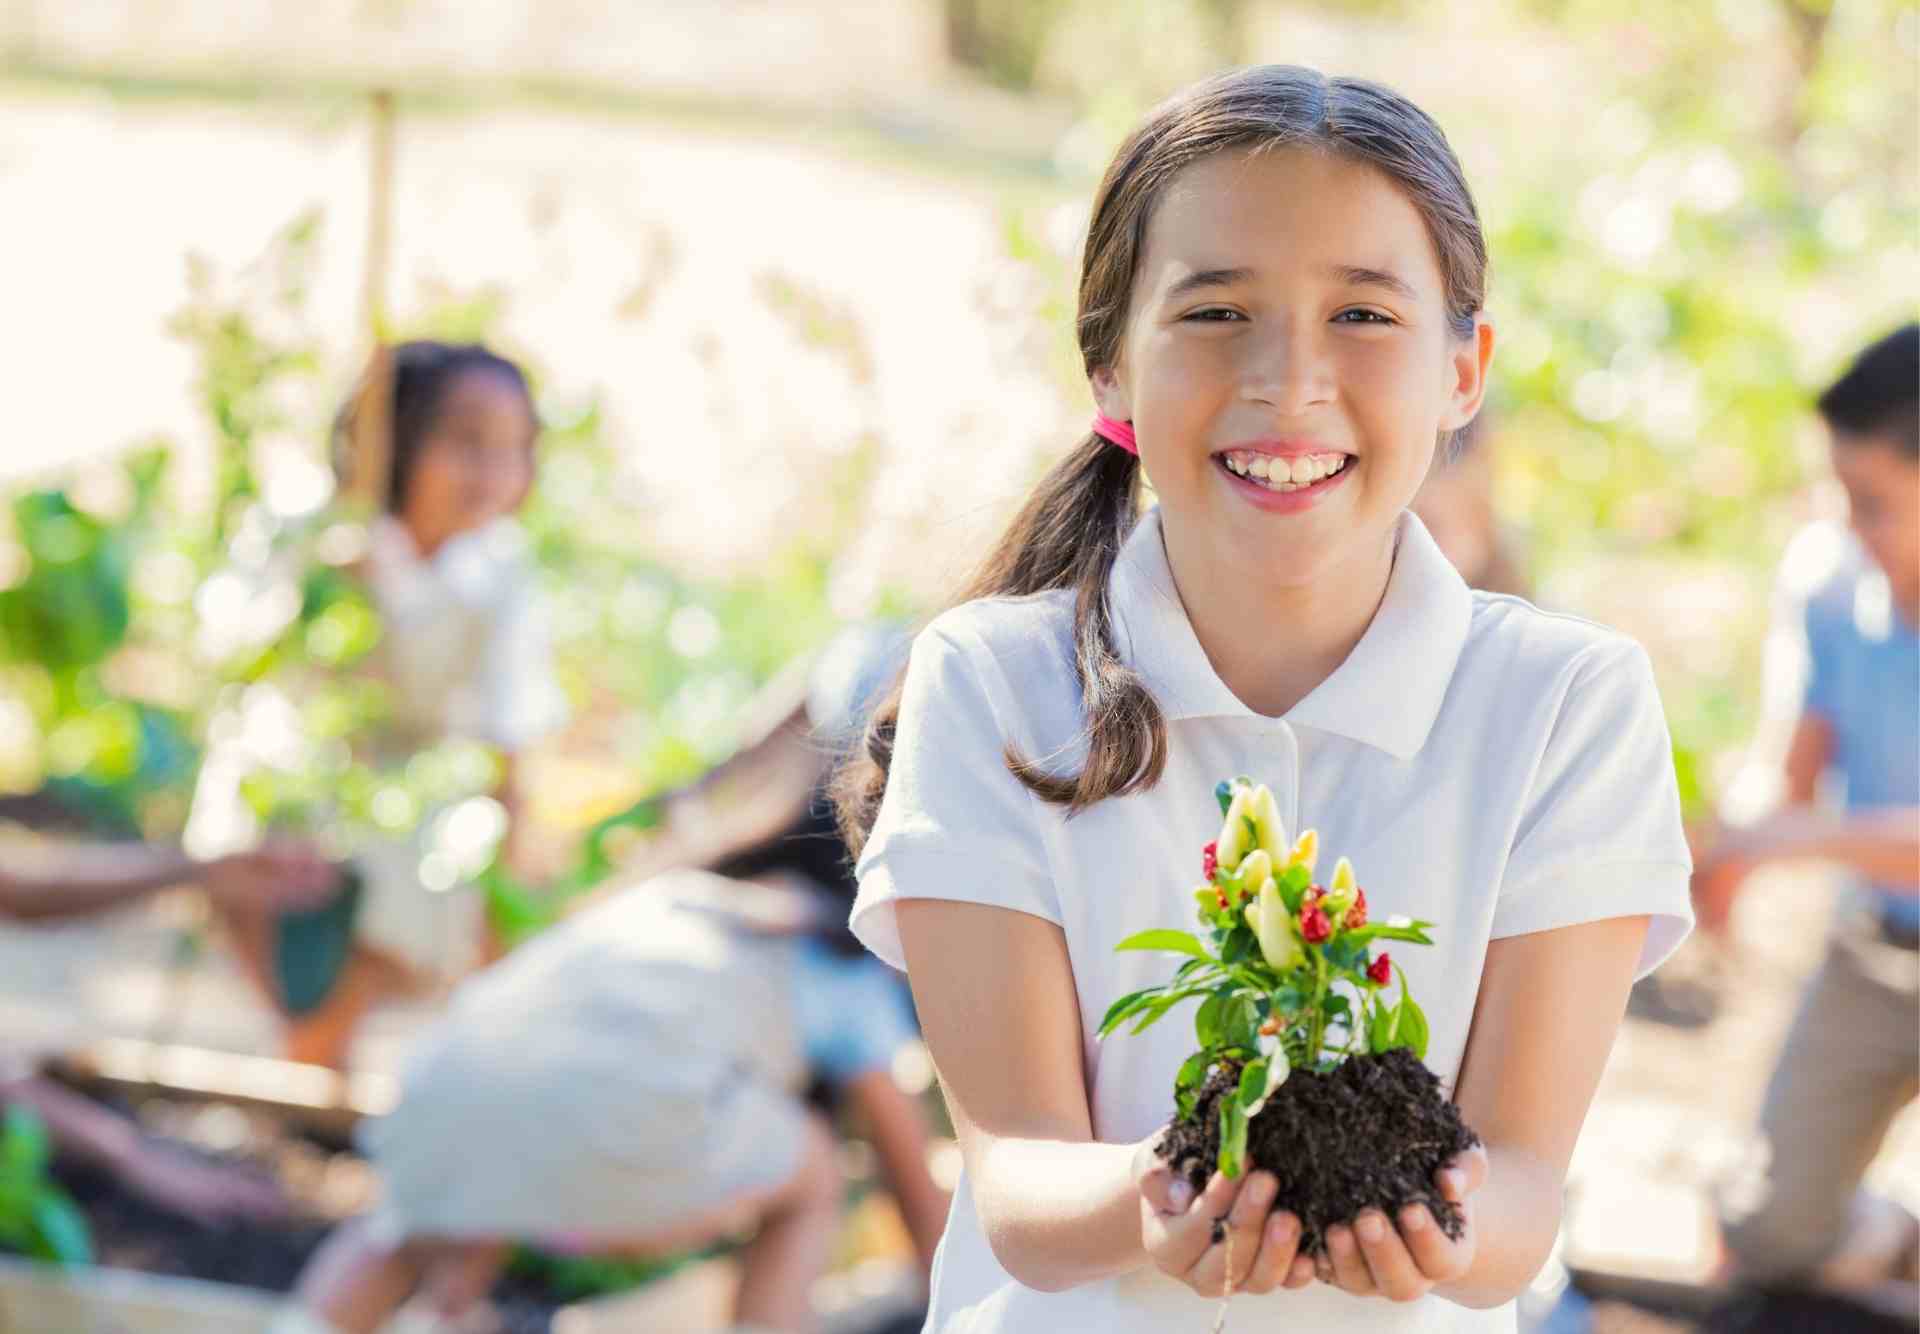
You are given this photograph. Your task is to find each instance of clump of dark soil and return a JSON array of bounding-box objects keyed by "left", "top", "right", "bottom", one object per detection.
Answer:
[{"left": 1156, "top": 1047, "right": 1479, "bottom": 1257}]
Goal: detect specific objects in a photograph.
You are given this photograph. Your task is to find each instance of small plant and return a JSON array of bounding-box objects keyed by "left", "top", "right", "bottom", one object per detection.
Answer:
[
  {"left": 1099, "top": 776, "right": 1477, "bottom": 1259},
  {"left": 0, "top": 1107, "right": 92, "bottom": 1266}
]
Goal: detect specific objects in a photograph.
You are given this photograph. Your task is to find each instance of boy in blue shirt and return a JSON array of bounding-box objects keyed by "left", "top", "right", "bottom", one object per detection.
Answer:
[{"left": 1695, "top": 324, "right": 1920, "bottom": 1301}]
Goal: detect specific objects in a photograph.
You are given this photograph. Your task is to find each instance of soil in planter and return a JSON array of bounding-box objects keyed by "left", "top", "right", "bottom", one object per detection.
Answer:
[
  {"left": 32, "top": 1089, "right": 580, "bottom": 1333},
  {"left": 1156, "top": 1047, "right": 1479, "bottom": 1258}
]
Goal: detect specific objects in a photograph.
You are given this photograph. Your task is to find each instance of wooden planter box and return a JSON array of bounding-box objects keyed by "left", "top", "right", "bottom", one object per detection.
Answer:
[{"left": 13, "top": 1039, "right": 920, "bottom": 1334}]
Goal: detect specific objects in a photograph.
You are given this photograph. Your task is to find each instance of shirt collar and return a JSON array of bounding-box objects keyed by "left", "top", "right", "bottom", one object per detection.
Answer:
[{"left": 1109, "top": 506, "right": 1472, "bottom": 759}]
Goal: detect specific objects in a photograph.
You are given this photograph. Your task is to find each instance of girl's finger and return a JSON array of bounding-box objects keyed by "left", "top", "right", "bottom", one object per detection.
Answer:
[
  {"left": 1147, "top": 1171, "right": 1242, "bottom": 1278},
  {"left": 1135, "top": 1151, "right": 1192, "bottom": 1217},
  {"left": 1283, "top": 1252, "right": 1317, "bottom": 1289},
  {"left": 1438, "top": 1144, "right": 1490, "bottom": 1204},
  {"left": 1237, "top": 1211, "right": 1302, "bottom": 1295},
  {"left": 1185, "top": 1171, "right": 1277, "bottom": 1293},
  {"left": 1323, "top": 1223, "right": 1376, "bottom": 1294},
  {"left": 1400, "top": 1201, "right": 1472, "bottom": 1281},
  {"left": 1353, "top": 1210, "right": 1427, "bottom": 1303}
]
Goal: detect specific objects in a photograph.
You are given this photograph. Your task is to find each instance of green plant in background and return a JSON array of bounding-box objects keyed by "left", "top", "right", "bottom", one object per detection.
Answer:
[
  {"left": 1099, "top": 778, "right": 1437, "bottom": 1177},
  {"left": 0, "top": 1108, "right": 92, "bottom": 1266},
  {"left": 0, "top": 450, "right": 196, "bottom": 835}
]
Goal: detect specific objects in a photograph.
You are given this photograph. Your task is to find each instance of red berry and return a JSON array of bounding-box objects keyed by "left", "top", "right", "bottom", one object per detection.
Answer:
[
  {"left": 1367, "top": 952, "right": 1392, "bottom": 986},
  {"left": 1347, "top": 887, "right": 1368, "bottom": 929},
  {"left": 1217, "top": 890, "right": 1230, "bottom": 909},
  {"left": 1300, "top": 904, "right": 1332, "bottom": 944},
  {"left": 1202, "top": 841, "right": 1218, "bottom": 880}
]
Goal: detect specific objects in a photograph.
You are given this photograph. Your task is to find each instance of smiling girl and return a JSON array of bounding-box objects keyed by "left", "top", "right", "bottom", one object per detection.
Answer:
[{"left": 837, "top": 66, "right": 1693, "bottom": 1330}]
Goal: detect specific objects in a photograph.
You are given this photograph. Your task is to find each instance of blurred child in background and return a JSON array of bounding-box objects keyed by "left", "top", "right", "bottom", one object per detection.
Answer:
[
  {"left": 1695, "top": 324, "right": 1920, "bottom": 1307},
  {"left": 0, "top": 836, "right": 333, "bottom": 1222},
  {"left": 193, "top": 341, "right": 567, "bottom": 1070},
  {"left": 277, "top": 627, "right": 947, "bottom": 1334}
]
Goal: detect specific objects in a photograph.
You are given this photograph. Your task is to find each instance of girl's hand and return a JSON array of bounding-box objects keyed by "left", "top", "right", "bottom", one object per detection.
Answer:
[
  {"left": 1316, "top": 1143, "right": 1489, "bottom": 1301},
  {"left": 1133, "top": 1134, "right": 1316, "bottom": 1297}
]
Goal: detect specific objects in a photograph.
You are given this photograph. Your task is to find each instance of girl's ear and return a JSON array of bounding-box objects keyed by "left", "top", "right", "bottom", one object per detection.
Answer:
[
  {"left": 1090, "top": 365, "right": 1132, "bottom": 423},
  {"left": 1438, "top": 317, "right": 1496, "bottom": 433}
]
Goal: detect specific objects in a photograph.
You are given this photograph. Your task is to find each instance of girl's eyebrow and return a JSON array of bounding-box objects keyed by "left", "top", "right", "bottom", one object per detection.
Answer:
[
  {"left": 1327, "top": 264, "right": 1420, "bottom": 302},
  {"left": 1164, "top": 267, "right": 1254, "bottom": 299},
  {"left": 1163, "top": 264, "right": 1421, "bottom": 303}
]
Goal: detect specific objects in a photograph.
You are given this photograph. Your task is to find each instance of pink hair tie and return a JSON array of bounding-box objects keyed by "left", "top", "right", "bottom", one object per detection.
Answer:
[{"left": 1092, "top": 414, "right": 1138, "bottom": 456}]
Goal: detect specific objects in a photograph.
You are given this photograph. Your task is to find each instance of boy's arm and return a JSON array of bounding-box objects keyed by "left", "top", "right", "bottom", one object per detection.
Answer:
[
  {"left": 0, "top": 841, "right": 336, "bottom": 923},
  {"left": 1693, "top": 713, "right": 1833, "bottom": 932},
  {"left": 0, "top": 842, "right": 196, "bottom": 920},
  {"left": 1706, "top": 805, "right": 1920, "bottom": 891},
  {"left": 843, "top": 1068, "right": 952, "bottom": 1279}
]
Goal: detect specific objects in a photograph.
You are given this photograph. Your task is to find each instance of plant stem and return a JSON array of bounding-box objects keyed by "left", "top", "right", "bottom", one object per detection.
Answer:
[{"left": 1307, "top": 948, "right": 1328, "bottom": 1066}]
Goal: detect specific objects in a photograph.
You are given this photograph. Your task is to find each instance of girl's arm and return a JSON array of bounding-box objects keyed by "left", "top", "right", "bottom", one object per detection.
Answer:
[
  {"left": 1434, "top": 913, "right": 1652, "bottom": 1307},
  {"left": 896, "top": 898, "right": 1149, "bottom": 1292}
]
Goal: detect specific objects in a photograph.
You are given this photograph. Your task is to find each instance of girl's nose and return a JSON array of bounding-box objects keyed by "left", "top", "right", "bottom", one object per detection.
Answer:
[{"left": 1240, "top": 327, "right": 1336, "bottom": 415}]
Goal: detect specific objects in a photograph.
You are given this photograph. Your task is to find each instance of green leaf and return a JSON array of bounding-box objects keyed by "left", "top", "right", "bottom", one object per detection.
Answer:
[
  {"left": 1237, "top": 1059, "right": 1268, "bottom": 1111},
  {"left": 1277, "top": 864, "right": 1310, "bottom": 912},
  {"left": 1127, "top": 987, "right": 1209, "bottom": 1035},
  {"left": 1222, "top": 994, "right": 1260, "bottom": 1051},
  {"left": 1323, "top": 992, "right": 1351, "bottom": 1022},
  {"left": 1218, "top": 1096, "right": 1249, "bottom": 1178},
  {"left": 3, "top": 1108, "right": 49, "bottom": 1179},
  {"left": 1367, "top": 999, "right": 1397, "bottom": 1055},
  {"left": 1175, "top": 1051, "right": 1212, "bottom": 1096},
  {"left": 1194, "top": 992, "right": 1225, "bottom": 1048},
  {"left": 1324, "top": 934, "right": 1368, "bottom": 973},
  {"left": 29, "top": 1193, "right": 91, "bottom": 1266},
  {"left": 1398, "top": 995, "right": 1431, "bottom": 1061},
  {"left": 1344, "top": 921, "right": 1436, "bottom": 948},
  {"left": 1114, "top": 928, "right": 1210, "bottom": 960},
  {"left": 1221, "top": 925, "right": 1255, "bottom": 966},
  {"left": 1097, "top": 986, "right": 1163, "bottom": 1037}
]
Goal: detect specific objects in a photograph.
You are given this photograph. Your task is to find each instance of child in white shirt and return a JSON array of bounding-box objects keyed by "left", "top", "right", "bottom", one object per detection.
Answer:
[
  {"left": 839, "top": 66, "right": 1693, "bottom": 1332},
  {"left": 194, "top": 342, "right": 566, "bottom": 1069}
]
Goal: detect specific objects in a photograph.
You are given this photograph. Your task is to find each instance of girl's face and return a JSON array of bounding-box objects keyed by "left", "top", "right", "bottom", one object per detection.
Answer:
[
  {"left": 399, "top": 368, "right": 538, "bottom": 555},
  {"left": 1093, "top": 147, "right": 1492, "bottom": 586},
  {"left": 1831, "top": 432, "right": 1920, "bottom": 618}
]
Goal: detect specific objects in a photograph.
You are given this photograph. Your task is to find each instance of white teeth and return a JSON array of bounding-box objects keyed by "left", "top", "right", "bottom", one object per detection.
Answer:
[{"left": 1221, "top": 452, "right": 1350, "bottom": 491}]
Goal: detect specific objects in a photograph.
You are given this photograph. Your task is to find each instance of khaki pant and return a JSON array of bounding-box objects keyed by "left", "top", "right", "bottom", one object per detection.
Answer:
[{"left": 1717, "top": 918, "right": 1920, "bottom": 1280}]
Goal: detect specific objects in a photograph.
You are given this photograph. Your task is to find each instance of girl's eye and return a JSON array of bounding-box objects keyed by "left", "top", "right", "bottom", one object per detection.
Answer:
[
  {"left": 1333, "top": 308, "right": 1396, "bottom": 325},
  {"left": 1183, "top": 308, "right": 1245, "bottom": 323}
]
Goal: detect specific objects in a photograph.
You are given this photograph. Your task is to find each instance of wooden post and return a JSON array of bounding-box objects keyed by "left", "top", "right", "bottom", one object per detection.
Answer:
[{"left": 347, "top": 89, "right": 397, "bottom": 511}]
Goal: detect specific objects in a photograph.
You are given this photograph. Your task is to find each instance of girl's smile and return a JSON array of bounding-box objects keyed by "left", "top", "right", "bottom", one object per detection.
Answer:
[{"left": 1215, "top": 443, "right": 1355, "bottom": 513}]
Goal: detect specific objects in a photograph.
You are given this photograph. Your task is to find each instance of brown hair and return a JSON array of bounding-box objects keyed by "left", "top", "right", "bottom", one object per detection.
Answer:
[{"left": 836, "top": 65, "right": 1489, "bottom": 855}]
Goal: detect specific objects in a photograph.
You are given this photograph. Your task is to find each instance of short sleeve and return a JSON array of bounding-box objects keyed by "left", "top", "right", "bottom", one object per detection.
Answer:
[
  {"left": 849, "top": 622, "right": 1061, "bottom": 971},
  {"left": 476, "top": 575, "right": 570, "bottom": 753},
  {"left": 1490, "top": 642, "right": 1694, "bottom": 978},
  {"left": 1799, "top": 596, "right": 1844, "bottom": 726}
]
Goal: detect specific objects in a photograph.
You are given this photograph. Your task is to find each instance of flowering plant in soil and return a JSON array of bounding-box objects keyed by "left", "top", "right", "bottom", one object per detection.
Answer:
[{"left": 1098, "top": 777, "right": 1478, "bottom": 1258}]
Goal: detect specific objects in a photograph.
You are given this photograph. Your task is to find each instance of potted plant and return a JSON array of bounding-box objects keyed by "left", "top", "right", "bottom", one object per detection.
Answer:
[{"left": 1099, "top": 777, "right": 1479, "bottom": 1260}]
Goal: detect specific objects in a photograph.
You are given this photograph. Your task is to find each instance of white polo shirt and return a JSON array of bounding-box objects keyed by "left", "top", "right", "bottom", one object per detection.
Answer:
[{"left": 851, "top": 506, "right": 1693, "bottom": 1334}]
